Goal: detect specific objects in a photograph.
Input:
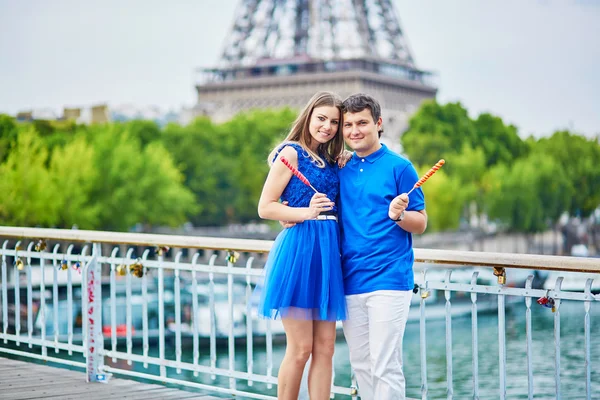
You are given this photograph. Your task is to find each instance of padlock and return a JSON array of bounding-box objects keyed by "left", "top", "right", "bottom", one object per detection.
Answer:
[
  {"left": 35, "top": 239, "right": 47, "bottom": 252},
  {"left": 59, "top": 260, "right": 68, "bottom": 270},
  {"left": 493, "top": 267, "right": 506, "bottom": 285},
  {"left": 536, "top": 296, "right": 548, "bottom": 306},
  {"left": 14, "top": 258, "right": 24, "bottom": 270},
  {"left": 537, "top": 296, "right": 555, "bottom": 310},
  {"left": 498, "top": 272, "right": 506, "bottom": 285},
  {"left": 129, "top": 261, "right": 145, "bottom": 278},
  {"left": 547, "top": 297, "right": 556, "bottom": 311},
  {"left": 227, "top": 251, "right": 240, "bottom": 264},
  {"left": 116, "top": 264, "right": 127, "bottom": 276},
  {"left": 420, "top": 290, "right": 430, "bottom": 299},
  {"left": 156, "top": 246, "right": 170, "bottom": 256}
]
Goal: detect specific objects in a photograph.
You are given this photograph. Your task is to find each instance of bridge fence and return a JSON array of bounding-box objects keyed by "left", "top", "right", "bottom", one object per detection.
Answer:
[{"left": 0, "top": 227, "right": 599, "bottom": 399}]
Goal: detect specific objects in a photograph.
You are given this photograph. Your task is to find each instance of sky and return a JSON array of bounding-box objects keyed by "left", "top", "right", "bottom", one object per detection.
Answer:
[{"left": 0, "top": 0, "right": 598, "bottom": 138}]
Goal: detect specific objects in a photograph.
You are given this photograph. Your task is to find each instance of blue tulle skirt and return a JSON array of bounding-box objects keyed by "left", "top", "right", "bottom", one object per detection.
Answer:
[{"left": 256, "top": 220, "right": 347, "bottom": 321}]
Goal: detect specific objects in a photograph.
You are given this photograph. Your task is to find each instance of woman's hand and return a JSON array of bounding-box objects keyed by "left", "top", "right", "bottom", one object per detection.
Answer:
[
  {"left": 337, "top": 150, "right": 353, "bottom": 168},
  {"left": 306, "top": 192, "right": 334, "bottom": 220}
]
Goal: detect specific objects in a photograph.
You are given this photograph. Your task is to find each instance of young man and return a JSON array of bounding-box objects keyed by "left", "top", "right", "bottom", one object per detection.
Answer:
[
  {"left": 281, "top": 93, "right": 427, "bottom": 399},
  {"left": 339, "top": 93, "right": 427, "bottom": 399}
]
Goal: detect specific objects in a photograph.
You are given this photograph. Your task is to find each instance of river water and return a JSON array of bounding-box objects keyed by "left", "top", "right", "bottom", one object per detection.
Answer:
[
  {"left": 4, "top": 298, "right": 599, "bottom": 399},
  {"left": 118, "top": 299, "right": 600, "bottom": 399}
]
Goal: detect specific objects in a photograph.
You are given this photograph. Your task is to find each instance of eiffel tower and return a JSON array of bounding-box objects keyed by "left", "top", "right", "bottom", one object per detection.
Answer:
[{"left": 196, "top": 0, "right": 437, "bottom": 147}]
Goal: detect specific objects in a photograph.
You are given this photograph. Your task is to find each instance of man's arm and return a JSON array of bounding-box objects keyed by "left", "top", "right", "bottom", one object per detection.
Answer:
[
  {"left": 396, "top": 209, "right": 427, "bottom": 234},
  {"left": 389, "top": 193, "right": 428, "bottom": 234}
]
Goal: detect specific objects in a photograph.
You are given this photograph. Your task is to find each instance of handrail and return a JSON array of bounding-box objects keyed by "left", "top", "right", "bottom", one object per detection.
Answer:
[
  {"left": 0, "top": 226, "right": 599, "bottom": 273},
  {"left": 0, "top": 226, "right": 273, "bottom": 253},
  {"left": 415, "top": 248, "right": 600, "bottom": 273}
]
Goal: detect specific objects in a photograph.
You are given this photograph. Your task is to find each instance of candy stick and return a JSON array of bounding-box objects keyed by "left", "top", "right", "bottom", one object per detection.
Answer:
[
  {"left": 407, "top": 159, "right": 445, "bottom": 195},
  {"left": 280, "top": 156, "right": 319, "bottom": 193}
]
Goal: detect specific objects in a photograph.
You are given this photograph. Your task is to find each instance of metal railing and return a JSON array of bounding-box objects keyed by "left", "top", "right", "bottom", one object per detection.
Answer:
[{"left": 0, "top": 226, "right": 599, "bottom": 399}]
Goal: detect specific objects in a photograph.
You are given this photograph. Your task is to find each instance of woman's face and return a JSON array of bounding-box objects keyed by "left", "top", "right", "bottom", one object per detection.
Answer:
[{"left": 307, "top": 105, "right": 340, "bottom": 151}]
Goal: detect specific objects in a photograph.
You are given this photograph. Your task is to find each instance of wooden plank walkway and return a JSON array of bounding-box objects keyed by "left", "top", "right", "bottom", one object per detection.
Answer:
[{"left": 0, "top": 356, "right": 228, "bottom": 400}]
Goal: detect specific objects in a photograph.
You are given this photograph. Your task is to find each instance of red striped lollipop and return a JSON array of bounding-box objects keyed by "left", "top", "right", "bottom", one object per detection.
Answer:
[
  {"left": 280, "top": 156, "right": 318, "bottom": 193},
  {"left": 407, "top": 159, "right": 445, "bottom": 195}
]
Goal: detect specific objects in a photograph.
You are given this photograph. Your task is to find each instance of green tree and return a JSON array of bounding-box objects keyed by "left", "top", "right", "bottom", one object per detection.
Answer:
[
  {"left": 41, "top": 119, "right": 80, "bottom": 154},
  {"left": 484, "top": 152, "right": 572, "bottom": 234},
  {"left": 161, "top": 117, "right": 227, "bottom": 226},
  {"left": 534, "top": 131, "right": 600, "bottom": 218},
  {"left": 402, "top": 102, "right": 527, "bottom": 169},
  {"left": 88, "top": 126, "right": 196, "bottom": 231},
  {"left": 120, "top": 120, "right": 162, "bottom": 147},
  {"left": 219, "top": 109, "right": 295, "bottom": 223},
  {"left": 417, "top": 169, "right": 464, "bottom": 232},
  {"left": 402, "top": 101, "right": 477, "bottom": 166},
  {"left": 0, "top": 128, "right": 57, "bottom": 226},
  {"left": 472, "top": 113, "right": 528, "bottom": 167},
  {"left": 0, "top": 114, "right": 18, "bottom": 162},
  {"left": 442, "top": 144, "right": 487, "bottom": 226},
  {"left": 48, "top": 136, "right": 100, "bottom": 229},
  {"left": 134, "top": 142, "right": 197, "bottom": 227},
  {"left": 161, "top": 109, "right": 294, "bottom": 226}
]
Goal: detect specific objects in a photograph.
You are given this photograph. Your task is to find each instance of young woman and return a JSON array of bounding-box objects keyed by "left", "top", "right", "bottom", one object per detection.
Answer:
[{"left": 257, "top": 91, "right": 346, "bottom": 400}]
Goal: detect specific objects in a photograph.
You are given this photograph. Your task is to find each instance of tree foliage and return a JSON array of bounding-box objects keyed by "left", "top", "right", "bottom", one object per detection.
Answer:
[
  {"left": 161, "top": 108, "right": 295, "bottom": 226},
  {"left": 48, "top": 135, "right": 100, "bottom": 229},
  {"left": 0, "top": 114, "right": 18, "bottom": 163},
  {"left": 0, "top": 100, "right": 597, "bottom": 235},
  {"left": 86, "top": 126, "right": 196, "bottom": 231},
  {"left": 417, "top": 169, "right": 464, "bottom": 232},
  {"left": 401, "top": 100, "right": 598, "bottom": 234},
  {"left": 484, "top": 152, "right": 573, "bottom": 233},
  {"left": 533, "top": 131, "right": 600, "bottom": 218},
  {"left": 0, "top": 128, "right": 56, "bottom": 226}
]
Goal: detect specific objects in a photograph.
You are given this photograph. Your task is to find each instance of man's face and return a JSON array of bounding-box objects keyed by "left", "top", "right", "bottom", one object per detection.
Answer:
[{"left": 342, "top": 108, "right": 382, "bottom": 157}]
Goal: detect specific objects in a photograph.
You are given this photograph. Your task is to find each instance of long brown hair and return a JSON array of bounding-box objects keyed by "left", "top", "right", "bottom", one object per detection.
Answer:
[{"left": 268, "top": 91, "right": 344, "bottom": 167}]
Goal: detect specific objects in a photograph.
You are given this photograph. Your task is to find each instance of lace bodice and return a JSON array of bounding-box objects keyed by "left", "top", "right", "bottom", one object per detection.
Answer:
[{"left": 274, "top": 143, "right": 339, "bottom": 210}]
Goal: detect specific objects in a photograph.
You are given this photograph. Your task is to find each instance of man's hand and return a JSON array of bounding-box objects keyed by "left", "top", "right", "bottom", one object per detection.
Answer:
[
  {"left": 280, "top": 220, "right": 296, "bottom": 229},
  {"left": 279, "top": 201, "right": 297, "bottom": 228},
  {"left": 389, "top": 193, "right": 409, "bottom": 221}
]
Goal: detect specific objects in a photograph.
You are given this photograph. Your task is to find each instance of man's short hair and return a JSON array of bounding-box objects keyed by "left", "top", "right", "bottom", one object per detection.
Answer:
[{"left": 342, "top": 93, "right": 383, "bottom": 136}]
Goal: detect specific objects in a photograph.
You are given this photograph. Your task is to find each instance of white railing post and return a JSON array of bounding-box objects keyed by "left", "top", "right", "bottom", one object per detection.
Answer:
[{"left": 85, "top": 242, "right": 109, "bottom": 383}]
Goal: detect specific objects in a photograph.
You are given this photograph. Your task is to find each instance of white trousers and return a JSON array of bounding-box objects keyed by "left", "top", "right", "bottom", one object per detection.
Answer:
[{"left": 342, "top": 290, "right": 413, "bottom": 400}]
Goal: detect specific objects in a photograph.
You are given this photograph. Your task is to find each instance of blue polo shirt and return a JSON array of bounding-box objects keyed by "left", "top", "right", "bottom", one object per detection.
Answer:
[{"left": 338, "top": 144, "right": 425, "bottom": 295}]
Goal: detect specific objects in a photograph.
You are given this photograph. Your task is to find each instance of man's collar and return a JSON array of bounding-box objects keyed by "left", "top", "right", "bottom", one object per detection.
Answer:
[{"left": 353, "top": 144, "right": 387, "bottom": 164}]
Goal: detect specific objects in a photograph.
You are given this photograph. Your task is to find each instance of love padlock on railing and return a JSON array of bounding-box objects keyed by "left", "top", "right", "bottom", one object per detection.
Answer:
[
  {"left": 35, "top": 239, "right": 47, "bottom": 252},
  {"left": 537, "top": 293, "right": 556, "bottom": 312},
  {"left": 72, "top": 261, "right": 81, "bottom": 274},
  {"left": 493, "top": 266, "right": 506, "bottom": 285},
  {"left": 156, "top": 245, "right": 170, "bottom": 257},
  {"left": 226, "top": 250, "right": 239, "bottom": 264},
  {"left": 129, "top": 259, "right": 145, "bottom": 278},
  {"left": 58, "top": 260, "right": 68, "bottom": 270},
  {"left": 116, "top": 264, "right": 127, "bottom": 276}
]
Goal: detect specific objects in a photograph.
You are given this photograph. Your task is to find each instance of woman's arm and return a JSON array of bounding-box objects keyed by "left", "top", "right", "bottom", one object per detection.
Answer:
[{"left": 258, "top": 146, "right": 333, "bottom": 222}]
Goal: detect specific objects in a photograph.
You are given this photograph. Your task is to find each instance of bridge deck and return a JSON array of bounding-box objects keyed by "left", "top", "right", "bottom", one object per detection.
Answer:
[{"left": 0, "top": 356, "right": 227, "bottom": 400}]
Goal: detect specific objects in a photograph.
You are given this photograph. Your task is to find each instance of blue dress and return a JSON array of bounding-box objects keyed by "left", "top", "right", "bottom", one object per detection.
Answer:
[{"left": 257, "top": 143, "right": 347, "bottom": 321}]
